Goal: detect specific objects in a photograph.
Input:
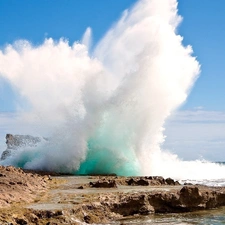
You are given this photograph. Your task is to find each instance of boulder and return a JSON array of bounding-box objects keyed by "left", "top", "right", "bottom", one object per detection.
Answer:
[
  {"left": 179, "top": 186, "right": 203, "bottom": 207},
  {"left": 125, "top": 176, "right": 179, "bottom": 186},
  {"left": 126, "top": 178, "right": 149, "bottom": 186},
  {"left": 109, "top": 194, "right": 154, "bottom": 216},
  {"left": 90, "top": 179, "right": 117, "bottom": 188}
]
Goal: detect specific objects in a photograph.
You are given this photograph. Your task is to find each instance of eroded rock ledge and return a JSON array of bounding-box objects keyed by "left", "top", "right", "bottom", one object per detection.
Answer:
[
  {"left": 0, "top": 169, "right": 225, "bottom": 224},
  {"left": 98, "top": 185, "right": 225, "bottom": 214},
  {"left": 0, "top": 165, "right": 49, "bottom": 207},
  {"left": 71, "top": 177, "right": 225, "bottom": 223}
]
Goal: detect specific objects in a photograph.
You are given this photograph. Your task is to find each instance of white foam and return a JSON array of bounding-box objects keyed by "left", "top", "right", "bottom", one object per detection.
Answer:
[{"left": 2, "top": 0, "right": 220, "bottom": 180}]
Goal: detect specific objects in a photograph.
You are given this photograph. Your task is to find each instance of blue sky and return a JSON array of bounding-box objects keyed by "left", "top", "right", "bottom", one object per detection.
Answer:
[
  {"left": 0, "top": 0, "right": 225, "bottom": 161},
  {"left": 178, "top": 0, "right": 225, "bottom": 111},
  {"left": 0, "top": 0, "right": 225, "bottom": 111}
]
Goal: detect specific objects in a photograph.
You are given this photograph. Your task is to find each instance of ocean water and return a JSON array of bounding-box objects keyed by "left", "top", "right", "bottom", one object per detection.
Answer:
[
  {"left": 1, "top": 0, "right": 225, "bottom": 191},
  {"left": 1, "top": 0, "right": 225, "bottom": 223}
]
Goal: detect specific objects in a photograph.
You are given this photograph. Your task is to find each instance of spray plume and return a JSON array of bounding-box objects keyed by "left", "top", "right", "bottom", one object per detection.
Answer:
[{"left": 1, "top": 0, "right": 223, "bottom": 180}]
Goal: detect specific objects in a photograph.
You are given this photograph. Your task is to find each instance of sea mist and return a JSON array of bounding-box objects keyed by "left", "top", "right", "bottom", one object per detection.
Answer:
[{"left": 1, "top": 0, "right": 224, "bottom": 180}]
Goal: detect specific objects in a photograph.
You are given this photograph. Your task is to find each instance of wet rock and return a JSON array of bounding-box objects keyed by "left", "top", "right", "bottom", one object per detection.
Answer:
[
  {"left": 2, "top": 169, "right": 225, "bottom": 224},
  {"left": 216, "top": 192, "right": 225, "bottom": 206},
  {"left": 151, "top": 176, "right": 166, "bottom": 184},
  {"left": 9, "top": 181, "right": 16, "bottom": 185},
  {"left": 110, "top": 194, "right": 154, "bottom": 216},
  {"left": 148, "top": 192, "right": 180, "bottom": 213},
  {"left": 35, "top": 210, "right": 57, "bottom": 219},
  {"left": 127, "top": 178, "right": 149, "bottom": 186},
  {"left": 125, "top": 176, "right": 179, "bottom": 186},
  {"left": 179, "top": 186, "right": 203, "bottom": 207},
  {"left": 165, "top": 178, "right": 176, "bottom": 185},
  {"left": 90, "top": 179, "right": 117, "bottom": 188},
  {"left": 14, "top": 217, "right": 28, "bottom": 225},
  {"left": 147, "top": 186, "right": 225, "bottom": 213},
  {"left": 84, "top": 215, "right": 91, "bottom": 223}
]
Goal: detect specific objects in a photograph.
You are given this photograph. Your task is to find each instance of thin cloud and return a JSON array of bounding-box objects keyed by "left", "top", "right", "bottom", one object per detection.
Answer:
[
  {"left": 167, "top": 110, "right": 225, "bottom": 123},
  {"left": 164, "top": 110, "right": 225, "bottom": 161}
]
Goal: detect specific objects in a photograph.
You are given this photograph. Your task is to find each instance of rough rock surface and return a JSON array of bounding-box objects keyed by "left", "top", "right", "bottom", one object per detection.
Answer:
[
  {"left": 60, "top": 177, "right": 225, "bottom": 224},
  {"left": 0, "top": 169, "right": 225, "bottom": 224},
  {"left": 125, "top": 176, "right": 179, "bottom": 186},
  {"left": 0, "top": 165, "right": 49, "bottom": 207},
  {"left": 90, "top": 179, "right": 117, "bottom": 188},
  {"left": 75, "top": 182, "right": 225, "bottom": 223},
  {"left": 1, "top": 134, "right": 43, "bottom": 160}
]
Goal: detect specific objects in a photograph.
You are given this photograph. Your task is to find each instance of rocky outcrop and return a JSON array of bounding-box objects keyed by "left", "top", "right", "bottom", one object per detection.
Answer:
[
  {"left": 0, "top": 171, "right": 225, "bottom": 224},
  {"left": 1, "top": 134, "right": 43, "bottom": 160},
  {"left": 0, "top": 165, "right": 50, "bottom": 207},
  {"left": 126, "top": 176, "right": 180, "bottom": 186},
  {"left": 97, "top": 185, "right": 225, "bottom": 217},
  {"left": 68, "top": 177, "right": 225, "bottom": 223},
  {"left": 105, "top": 194, "right": 154, "bottom": 216},
  {"left": 90, "top": 179, "right": 117, "bottom": 188}
]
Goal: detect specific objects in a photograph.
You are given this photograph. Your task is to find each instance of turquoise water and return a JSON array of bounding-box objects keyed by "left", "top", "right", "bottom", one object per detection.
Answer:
[
  {"left": 77, "top": 119, "right": 140, "bottom": 176},
  {"left": 77, "top": 137, "right": 140, "bottom": 176}
]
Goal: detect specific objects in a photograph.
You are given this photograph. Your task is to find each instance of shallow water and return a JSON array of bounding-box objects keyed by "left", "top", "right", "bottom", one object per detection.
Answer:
[
  {"left": 28, "top": 176, "right": 225, "bottom": 224},
  {"left": 180, "top": 178, "right": 225, "bottom": 187},
  {"left": 116, "top": 208, "right": 225, "bottom": 225}
]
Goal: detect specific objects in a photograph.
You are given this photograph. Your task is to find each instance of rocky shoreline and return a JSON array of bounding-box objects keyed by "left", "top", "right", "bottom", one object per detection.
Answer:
[
  {"left": 0, "top": 167, "right": 225, "bottom": 224},
  {"left": 0, "top": 166, "right": 50, "bottom": 208}
]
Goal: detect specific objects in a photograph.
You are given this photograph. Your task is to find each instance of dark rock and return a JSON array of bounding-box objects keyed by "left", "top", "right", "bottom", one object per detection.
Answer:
[
  {"left": 148, "top": 192, "right": 180, "bottom": 213},
  {"left": 9, "top": 181, "right": 16, "bottom": 185},
  {"left": 166, "top": 178, "right": 176, "bottom": 185},
  {"left": 215, "top": 192, "right": 225, "bottom": 206},
  {"left": 90, "top": 179, "right": 117, "bottom": 188},
  {"left": 1, "top": 134, "right": 44, "bottom": 160},
  {"left": 84, "top": 215, "right": 91, "bottom": 223},
  {"left": 6, "top": 134, "right": 42, "bottom": 149},
  {"left": 127, "top": 178, "right": 134, "bottom": 185},
  {"left": 126, "top": 176, "right": 172, "bottom": 186},
  {"left": 179, "top": 186, "right": 203, "bottom": 207},
  {"left": 126, "top": 178, "right": 149, "bottom": 186},
  {"left": 111, "top": 194, "right": 153, "bottom": 216},
  {"left": 14, "top": 218, "right": 28, "bottom": 225},
  {"left": 147, "top": 186, "right": 219, "bottom": 213},
  {"left": 35, "top": 210, "right": 60, "bottom": 219},
  {"left": 29, "top": 213, "right": 39, "bottom": 223},
  {"left": 153, "top": 176, "right": 166, "bottom": 184}
]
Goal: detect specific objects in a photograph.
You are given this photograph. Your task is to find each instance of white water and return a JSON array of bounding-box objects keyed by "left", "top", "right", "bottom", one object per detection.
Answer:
[{"left": 0, "top": 0, "right": 225, "bottom": 181}]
